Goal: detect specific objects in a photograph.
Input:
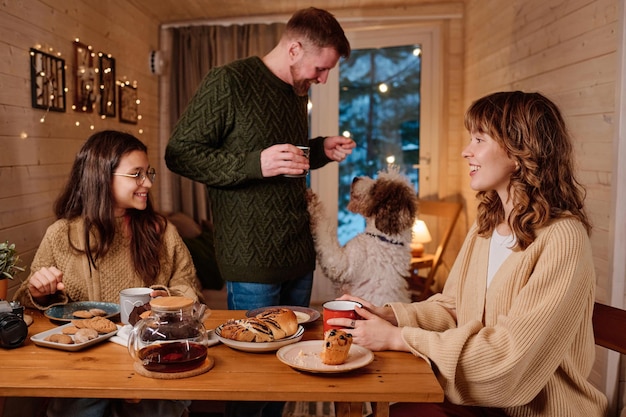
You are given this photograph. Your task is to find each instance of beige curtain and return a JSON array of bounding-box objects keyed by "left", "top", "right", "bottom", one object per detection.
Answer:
[{"left": 166, "top": 23, "right": 285, "bottom": 223}]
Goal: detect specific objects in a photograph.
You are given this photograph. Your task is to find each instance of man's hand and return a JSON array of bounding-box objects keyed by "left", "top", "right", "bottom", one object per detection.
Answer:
[
  {"left": 323, "top": 136, "right": 356, "bottom": 162},
  {"left": 260, "top": 144, "right": 309, "bottom": 177}
]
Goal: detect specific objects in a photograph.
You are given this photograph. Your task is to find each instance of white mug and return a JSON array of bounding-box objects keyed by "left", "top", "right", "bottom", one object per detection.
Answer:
[{"left": 119, "top": 287, "right": 152, "bottom": 325}]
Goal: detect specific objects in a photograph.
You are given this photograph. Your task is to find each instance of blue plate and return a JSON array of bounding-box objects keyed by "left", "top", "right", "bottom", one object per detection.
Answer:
[{"left": 44, "top": 301, "right": 120, "bottom": 322}]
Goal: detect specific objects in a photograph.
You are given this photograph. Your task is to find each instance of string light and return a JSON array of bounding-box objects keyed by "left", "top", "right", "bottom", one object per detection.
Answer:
[{"left": 27, "top": 41, "right": 143, "bottom": 138}]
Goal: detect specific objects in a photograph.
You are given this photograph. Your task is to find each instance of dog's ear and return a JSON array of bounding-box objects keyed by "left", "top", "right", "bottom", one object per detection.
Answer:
[{"left": 367, "top": 179, "right": 418, "bottom": 235}]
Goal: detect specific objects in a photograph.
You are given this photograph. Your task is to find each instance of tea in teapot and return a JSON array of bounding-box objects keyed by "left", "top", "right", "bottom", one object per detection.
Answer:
[{"left": 128, "top": 296, "right": 209, "bottom": 373}]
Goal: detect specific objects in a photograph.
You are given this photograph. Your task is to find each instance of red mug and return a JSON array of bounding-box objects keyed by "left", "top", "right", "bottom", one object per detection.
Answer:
[{"left": 322, "top": 300, "right": 363, "bottom": 333}]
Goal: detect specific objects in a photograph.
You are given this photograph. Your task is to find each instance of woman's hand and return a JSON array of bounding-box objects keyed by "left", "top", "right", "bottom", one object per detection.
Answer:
[
  {"left": 335, "top": 294, "right": 398, "bottom": 325},
  {"left": 327, "top": 294, "right": 408, "bottom": 352},
  {"left": 28, "top": 266, "right": 65, "bottom": 300}
]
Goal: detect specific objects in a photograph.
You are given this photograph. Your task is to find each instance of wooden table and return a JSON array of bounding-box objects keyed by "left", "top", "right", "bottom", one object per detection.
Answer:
[{"left": 0, "top": 309, "right": 443, "bottom": 417}]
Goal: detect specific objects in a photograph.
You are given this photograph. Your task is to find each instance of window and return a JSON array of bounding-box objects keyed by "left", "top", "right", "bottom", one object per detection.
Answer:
[
  {"left": 309, "top": 23, "right": 441, "bottom": 302},
  {"left": 337, "top": 43, "right": 422, "bottom": 244}
]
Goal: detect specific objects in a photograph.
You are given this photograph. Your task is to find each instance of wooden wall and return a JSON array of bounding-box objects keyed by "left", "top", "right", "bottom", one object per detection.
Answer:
[
  {"left": 0, "top": 0, "right": 162, "bottom": 297},
  {"left": 463, "top": 0, "right": 624, "bottom": 413},
  {"left": 0, "top": 0, "right": 623, "bottom": 412},
  {"left": 464, "top": 0, "right": 619, "bottom": 298}
]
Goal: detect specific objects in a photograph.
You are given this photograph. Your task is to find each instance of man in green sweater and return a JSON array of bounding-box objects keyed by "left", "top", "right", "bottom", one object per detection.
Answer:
[{"left": 165, "top": 8, "right": 353, "bottom": 416}]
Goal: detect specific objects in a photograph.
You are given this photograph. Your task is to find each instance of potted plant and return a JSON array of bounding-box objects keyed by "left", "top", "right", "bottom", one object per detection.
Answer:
[{"left": 0, "top": 241, "right": 25, "bottom": 300}]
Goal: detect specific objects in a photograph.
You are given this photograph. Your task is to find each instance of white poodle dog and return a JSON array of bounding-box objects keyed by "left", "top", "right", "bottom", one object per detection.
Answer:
[{"left": 307, "top": 166, "right": 418, "bottom": 305}]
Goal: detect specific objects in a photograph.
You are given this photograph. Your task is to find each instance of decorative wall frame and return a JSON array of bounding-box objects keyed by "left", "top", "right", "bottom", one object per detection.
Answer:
[
  {"left": 73, "top": 40, "right": 96, "bottom": 112},
  {"left": 30, "top": 48, "right": 66, "bottom": 112},
  {"left": 98, "top": 53, "right": 116, "bottom": 117},
  {"left": 119, "top": 84, "right": 138, "bottom": 124}
]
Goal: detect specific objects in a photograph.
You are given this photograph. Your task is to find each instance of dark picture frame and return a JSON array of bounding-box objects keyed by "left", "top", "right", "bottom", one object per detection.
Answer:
[
  {"left": 30, "top": 48, "right": 66, "bottom": 112},
  {"left": 119, "top": 84, "right": 138, "bottom": 124},
  {"left": 98, "top": 53, "right": 116, "bottom": 117},
  {"left": 73, "top": 40, "right": 96, "bottom": 112}
]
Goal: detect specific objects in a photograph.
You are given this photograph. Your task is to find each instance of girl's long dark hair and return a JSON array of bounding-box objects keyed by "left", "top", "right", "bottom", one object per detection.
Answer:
[
  {"left": 54, "top": 130, "right": 166, "bottom": 283},
  {"left": 464, "top": 91, "right": 591, "bottom": 250}
]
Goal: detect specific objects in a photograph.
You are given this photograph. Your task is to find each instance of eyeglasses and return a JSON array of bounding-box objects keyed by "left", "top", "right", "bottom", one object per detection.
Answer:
[{"left": 113, "top": 168, "right": 156, "bottom": 185}]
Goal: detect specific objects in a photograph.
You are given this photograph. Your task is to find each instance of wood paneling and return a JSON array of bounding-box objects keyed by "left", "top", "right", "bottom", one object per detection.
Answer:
[
  {"left": 464, "top": 0, "right": 621, "bottom": 411},
  {"left": 0, "top": 0, "right": 623, "bottom": 410},
  {"left": 0, "top": 0, "right": 161, "bottom": 299}
]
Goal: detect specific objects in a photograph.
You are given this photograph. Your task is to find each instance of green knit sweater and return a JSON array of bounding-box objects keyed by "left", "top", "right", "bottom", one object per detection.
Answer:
[
  {"left": 165, "top": 56, "right": 332, "bottom": 284},
  {"left": 390, "top": 218, "right": 608, "bottom": 416},
  {"left": 14, "top": 218, "right": 203, "bottom": 310}
]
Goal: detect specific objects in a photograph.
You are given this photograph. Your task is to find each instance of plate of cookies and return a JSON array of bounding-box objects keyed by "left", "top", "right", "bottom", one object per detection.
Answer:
[
  {"left": 44, "top": 301, "right": 120, "bottom": 323},
  {"left": 276, "top": 330, "right": 374, "bottom": 373},
  {"left": 31, "top": 317, "right": 120, "bottom": 351}
]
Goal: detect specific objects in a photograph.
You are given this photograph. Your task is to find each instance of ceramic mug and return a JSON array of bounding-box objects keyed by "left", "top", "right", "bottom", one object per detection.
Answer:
[
  {"left": 322, "top": 300, "right": 363, "bottom": 333},
  {"left": 119, "top": 287, "right": 152, "bottom": 325}
]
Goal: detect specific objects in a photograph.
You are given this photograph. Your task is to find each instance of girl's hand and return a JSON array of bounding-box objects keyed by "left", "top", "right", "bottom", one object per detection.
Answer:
[
  {"left": 150, "top": 289, "right": 169, "bottom": 298},
  {"left": 28, "top": 266, "right": 65, "bottom": 299}
]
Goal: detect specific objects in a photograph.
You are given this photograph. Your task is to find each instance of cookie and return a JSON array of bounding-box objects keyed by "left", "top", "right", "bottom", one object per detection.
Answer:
[
  {"left": 45, "top": 333, "right": 74, "bottom": 344},
  {"left": 72, "top": 316, "right": 117, "bottom": 334},
  {"left": 61, "top": 325, "right": 79, "bottom": 335},
  {"left": 72, "top": 310, "right": 93, "bottom": 318},
  {"left": 74, "top": 328, "right": 99, "bottom": 343},
  {"left": 89, "top": 308, "right": 107, "bottom": 317}
]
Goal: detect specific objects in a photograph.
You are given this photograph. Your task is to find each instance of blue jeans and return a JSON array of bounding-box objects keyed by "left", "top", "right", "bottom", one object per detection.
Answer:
[
  {"left": 225, "top": 271, "right": 313, "bottom": 417},
  {"left": 226, "top": 271, "right": 313, "bottom": 310}
]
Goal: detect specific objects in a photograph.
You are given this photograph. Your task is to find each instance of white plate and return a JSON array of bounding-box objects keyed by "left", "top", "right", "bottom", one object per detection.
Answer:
[
  {"left": 276, "top": 340, "right": 374, "bottom": 373},
  {"left": 215, "top": 324, "right": 304, "bottom": 352},
  {"left": 245, "top": 306, "right": 320, "bottom": 325},
  {"left": 44, "top": 301, "right": 120, "bottom": 322},
  {"left": 31, "top": 322, "right": 120, "bottom": 352}
]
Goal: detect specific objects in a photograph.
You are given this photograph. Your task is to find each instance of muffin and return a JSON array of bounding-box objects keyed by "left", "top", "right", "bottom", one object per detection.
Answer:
[{"left": 320, "top": 329, "right": 353, "bottom": 365}]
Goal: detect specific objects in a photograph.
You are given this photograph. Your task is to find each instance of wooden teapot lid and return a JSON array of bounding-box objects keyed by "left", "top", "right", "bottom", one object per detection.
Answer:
[{"left": 149, "top": 296, "right": 194, "bottom": 311}]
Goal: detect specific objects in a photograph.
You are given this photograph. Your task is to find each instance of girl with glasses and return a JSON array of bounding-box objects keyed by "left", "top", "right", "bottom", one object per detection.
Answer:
[{"left": 14, "top": 130, "right": 202, "bottom": 417}]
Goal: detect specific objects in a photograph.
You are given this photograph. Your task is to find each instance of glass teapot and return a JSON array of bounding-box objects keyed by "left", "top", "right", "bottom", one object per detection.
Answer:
[{"left": 128, "top": 296, "right": 209, "bottom": 373}]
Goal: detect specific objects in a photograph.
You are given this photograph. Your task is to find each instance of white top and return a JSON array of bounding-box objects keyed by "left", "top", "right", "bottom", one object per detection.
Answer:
[{"left": 487, "top": 229, "right": 515, "bottom": 287}]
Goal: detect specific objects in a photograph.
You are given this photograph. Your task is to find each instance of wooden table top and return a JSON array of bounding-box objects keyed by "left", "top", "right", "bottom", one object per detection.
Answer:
[{"left": 1, "top": 308, "right": 443, "bottom": 413}]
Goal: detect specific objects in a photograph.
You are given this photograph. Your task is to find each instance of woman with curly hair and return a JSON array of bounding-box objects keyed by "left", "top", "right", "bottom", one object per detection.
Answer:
[{"left": 329, "top": 92, "right": 608, "bottom": 417}]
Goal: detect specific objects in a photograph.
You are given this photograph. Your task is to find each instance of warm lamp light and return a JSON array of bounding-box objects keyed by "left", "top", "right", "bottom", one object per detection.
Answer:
[{"left": 411, "top": 219, "right": 432, "bottom": 257}]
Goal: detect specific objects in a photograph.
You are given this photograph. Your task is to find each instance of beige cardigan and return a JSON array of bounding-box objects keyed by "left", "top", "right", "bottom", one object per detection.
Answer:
[
  {"left": 15, "top": 218, "right": 203, "bottom": 310},
  {"left": 390, "top": 218, "right": 608, "bottom": 417}
]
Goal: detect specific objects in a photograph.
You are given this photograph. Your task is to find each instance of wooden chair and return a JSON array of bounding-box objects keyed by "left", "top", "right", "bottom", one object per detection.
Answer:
[
  {"left": 593, "top": 302, "right": 626, "bottom": 354},
  {"left": 408, "top": 199, "right": 462, "bottom": 301}
]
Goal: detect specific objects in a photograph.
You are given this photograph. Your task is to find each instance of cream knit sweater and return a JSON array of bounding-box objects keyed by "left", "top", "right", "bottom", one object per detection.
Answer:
[
  {"left": 390, "top": 218, "right": 608, "bottom": 416},
  {"left": 15, "top": 218, "right": 203, "bottom": 310}
]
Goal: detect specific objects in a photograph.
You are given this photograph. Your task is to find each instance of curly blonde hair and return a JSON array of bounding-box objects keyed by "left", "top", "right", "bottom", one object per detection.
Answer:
[{"left": 464, "top": 91, "right": 591, "bottom": 250}]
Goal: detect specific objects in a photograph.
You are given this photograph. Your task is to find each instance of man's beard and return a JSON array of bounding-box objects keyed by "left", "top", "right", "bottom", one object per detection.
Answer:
[
  {"left": 290, "top": 65, "right": 313, "bottom": 96},
  {"left": 292, "top": 79, "right": 311, "bottom": 96}
]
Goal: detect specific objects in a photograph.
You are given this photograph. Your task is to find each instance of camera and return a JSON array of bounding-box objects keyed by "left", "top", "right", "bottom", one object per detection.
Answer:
[{"left": 0, "top": 299, "right": 28, "bottom": 349}]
